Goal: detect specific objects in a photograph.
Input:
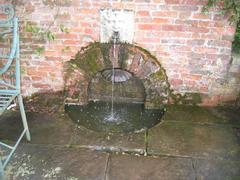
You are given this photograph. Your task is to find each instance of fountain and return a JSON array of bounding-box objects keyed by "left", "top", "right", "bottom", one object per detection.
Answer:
[{"left": 64, "top": 9, "right": 168, "bottom": 133}]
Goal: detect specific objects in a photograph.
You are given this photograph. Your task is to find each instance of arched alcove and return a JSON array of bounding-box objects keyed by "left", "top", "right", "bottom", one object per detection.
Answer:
[{"left": 64, "top": 42, "right": 170, "bottom": 109}]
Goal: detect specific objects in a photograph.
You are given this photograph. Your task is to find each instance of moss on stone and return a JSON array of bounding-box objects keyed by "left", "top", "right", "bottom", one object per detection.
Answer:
[
  {"left": 150, "top": 69, "right": 166, "bottom": 81},
  {"left": 119, "top": 44, "right": 129, "bottom": 69},
  {"left": 69, "top": 43, "right": 103, "bottom": 78},
  {"left": 170, "top": 92, "right": 202, "bottom": 106},
  {"left": 99, "top": 43, "right": 112, "bottom": 68},
  {"left": 182, "top": 93, "right": 202, "bottom": 105}
]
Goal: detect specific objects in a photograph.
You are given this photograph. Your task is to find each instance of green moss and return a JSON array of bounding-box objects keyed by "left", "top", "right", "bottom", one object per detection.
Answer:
[
  {"left": 150, "top": 69, "right": 166, "bottom": 81},
  {"left": 68, "top": 43, "right": 104, "bottom": 78},
  {"left": 99, "top": 43, "right": 112, "bottom": 67},
  {"left": 119, "top": 44, "right": 129, "bottom": 69},
  {"left": 170, "top": 92, "right": 202, "bottom": 106},
  {"left": 170, "top": 92, "right": 183, "bottom": 105},
  {"left": 182, "top": 93, "right": 202, "bottom": 105}
]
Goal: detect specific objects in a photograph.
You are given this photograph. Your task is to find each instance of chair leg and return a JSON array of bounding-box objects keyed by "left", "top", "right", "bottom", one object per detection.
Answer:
[
  {"left": 17, "top": 95, "right": 31, "bottom": 141},
  {"left": 0, "top": 157, "right": 4, "bottom": 180}
]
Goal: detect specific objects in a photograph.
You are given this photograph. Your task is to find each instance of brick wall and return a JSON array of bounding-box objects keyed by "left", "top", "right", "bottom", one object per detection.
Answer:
[{"left": 2, "top": 0, "right": 240, "bottom": 106}]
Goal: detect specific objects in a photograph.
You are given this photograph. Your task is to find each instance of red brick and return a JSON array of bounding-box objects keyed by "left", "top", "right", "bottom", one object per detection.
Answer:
[
  {"left": 56, "top": 33, "right": 78, "bottom": 39},
  {"left": 137, "top": 11, "right": 150, "bottom": 16},
  {"left": 170, "top": 79, "right": 183, "bottom": 86},
  {"left": 170, "top": 46, "right": 192, "bottom": 52},
  {"left": 198, "top": 21, "right": 213, "bottom": 27},
  {"left": 84, "top": 28, "right": 94, "bottom": 34},
  {"left": 152, "top": 11, "right": 178, "bottom": 18},
  {"left": 138, "top": 24, "right": 161, "bottom": 31},
  {"left": 63, "top": 40, "right": 80, "bottom": 45},
  {"left": 31, "top": 76, "right": 42, "bottom": 81},
  {"left": 170, "top": 32, "right": 192, "bottom": 38},
  {"left": 162, "top": 25, "right": 184, "bottom": 31},
  {"left": 183, "top": 74, "right": 202, "bottom": 80},
  {"left": 138, "top": 37, "right": 160, "bottom": 43},
  {"left": 172, "top": 5, "right": 199, "bottom": 11},
  {"left": 80, "top": 22, "right": 91, "bottom": 27},
  {"left": 179, "top": 12, "right": 191, "bottom": 19},
  {"left": 33, "top": 83, "right": 51, "bottom": 89},
  {"left": 194, "top": 47, "right": 218, "bottom": 54},
  {"left": 187, "top": 26, "right": 209, "bottom": 33},
  {"left": 175, "top": 19, "right": 198, "bottom": 26},
  {"left": 165, "top": 0, "right": 181, "bottom": 4},
  {"left": 207, "top": 40, "right": 232, "bottom": 48},
  {"left": 27, "top": 69, "right": 48, "bottom": 76},
  {"left": 187, "top": 39, "right": 205, "bottom": 46},
  {"left": 152, "top": 18, "right": 171, "bottom": 24},
  {"left": 183, "top": 0, "right": 207, "bottom": 5},
  {"left": 193, "top": 13, "right": 212, "bottom": 20},
  {"left": 44, "top": 51, "right": 60, "bottom": 57},
  {"left": 79, "top": 9, "right": 97, "bottom": 14},
  {"left": 45, "top": 56, "right": 62, "bottom": 61}
]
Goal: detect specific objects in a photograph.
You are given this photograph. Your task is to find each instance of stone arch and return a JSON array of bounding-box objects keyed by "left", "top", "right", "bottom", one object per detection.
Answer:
[{"left": 64, "top": 42, "right": 170, "bottom": 109}]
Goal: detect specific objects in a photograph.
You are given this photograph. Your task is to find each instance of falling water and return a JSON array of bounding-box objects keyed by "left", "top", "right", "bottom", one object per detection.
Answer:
[
  {"left": 106, "top": 32, "right": 118, "bottom": 122},
  {"left": 110, "top": 35, "right": 116, "bottom": 119}
]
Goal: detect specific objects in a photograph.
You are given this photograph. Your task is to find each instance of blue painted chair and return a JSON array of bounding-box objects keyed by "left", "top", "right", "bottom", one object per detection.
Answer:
[{"left": 0, "top": 5, "right": 31, "bottom": 179}]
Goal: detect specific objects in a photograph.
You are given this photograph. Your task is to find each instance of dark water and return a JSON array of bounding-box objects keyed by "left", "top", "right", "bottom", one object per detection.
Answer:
[{"left": 65, "top": 101, "right": 165, "bottom": 133}]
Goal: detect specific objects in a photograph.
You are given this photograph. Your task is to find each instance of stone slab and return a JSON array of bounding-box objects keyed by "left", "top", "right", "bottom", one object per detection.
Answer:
[
  {"left": 148, "top": 121, "right": 240, "bottom": 160},
  {"left": 107, "top": 154, "right": 195, "bottom": 180},
  {"left": 5, "top": 144, "right": 108, "bottom": 180},
  {"left": 193, "top": 158, "right": 240, "bottom": 180},
  {"left": 70, "top": 124, "right": 146, "bottom": 152},
  {"left": 0, "top": 111, "right": 25, "bottom": 141},
  {"left": 163, "top": 105, "right": 240, "bottom": 125},
  {"left": 0, "top": 111, "right": 74, "bottom": 146}
]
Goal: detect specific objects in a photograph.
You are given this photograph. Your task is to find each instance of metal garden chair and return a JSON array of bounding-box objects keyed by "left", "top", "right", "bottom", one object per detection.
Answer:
[{"left": 0, "top": 5, "right": 31, "bottom": 179}]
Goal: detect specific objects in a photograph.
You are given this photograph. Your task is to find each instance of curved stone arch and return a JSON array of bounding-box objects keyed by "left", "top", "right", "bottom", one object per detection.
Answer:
[{"left": 64, "top": 42, "right": 170, "bottom": 108}]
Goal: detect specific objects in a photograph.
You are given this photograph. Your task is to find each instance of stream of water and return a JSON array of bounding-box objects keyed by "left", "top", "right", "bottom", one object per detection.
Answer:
[{"left": 107, "top": 33, "right": 117, "bottom": 122}]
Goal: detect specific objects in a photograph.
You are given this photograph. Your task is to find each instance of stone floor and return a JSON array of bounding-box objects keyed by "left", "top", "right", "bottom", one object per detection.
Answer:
[{"left": 0, "top": 105, "right": 240, "bottom": 179}]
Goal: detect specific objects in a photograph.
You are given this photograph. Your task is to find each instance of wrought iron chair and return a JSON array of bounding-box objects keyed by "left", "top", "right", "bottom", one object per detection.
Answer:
[{"left": 0, "top": 5, "right": 31, "bottom": 178}]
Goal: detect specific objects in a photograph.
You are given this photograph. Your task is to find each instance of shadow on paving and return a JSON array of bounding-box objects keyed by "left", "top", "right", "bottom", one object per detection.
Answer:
[{"left": 0, "top": 105, "right": 240, "bottom": 179}]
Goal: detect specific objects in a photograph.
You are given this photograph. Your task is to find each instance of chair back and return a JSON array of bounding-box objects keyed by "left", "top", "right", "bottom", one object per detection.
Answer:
[{"left": 0, "top": 5, "right": 20, "bottom": 93}]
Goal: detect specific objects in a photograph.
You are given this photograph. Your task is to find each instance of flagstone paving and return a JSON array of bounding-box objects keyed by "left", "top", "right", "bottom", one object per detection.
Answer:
[{"left": 0, "top": 105, "right": 239, "bottom": 179}]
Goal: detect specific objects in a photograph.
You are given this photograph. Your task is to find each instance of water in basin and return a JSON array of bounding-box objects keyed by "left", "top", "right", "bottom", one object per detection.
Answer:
[{"left": 65, "top": 101, "right": 165, "bottom": 133}]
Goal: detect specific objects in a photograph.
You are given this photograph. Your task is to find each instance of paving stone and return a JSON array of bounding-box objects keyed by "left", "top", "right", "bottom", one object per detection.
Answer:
[
  {"left": 163, "top": 105, "right": 240, "bottom": 125},
  {"left": 5, "top": 144, "right": 108, "bottom": 180},
  {"left": 27, "top": 113, "right": 74, "bottom": 145},
  {"left": 107, "top": 154, "right": 195, "bottom": 180},
  {"left": 148, "top": 121, "right": 240, "bottom": 160},
  {"left": 70, "top": 124, "right": 145, "bottom": 152},
  {"left": 193, "top": 158, "right": 240, "bottom": 180},
  {"left": 0, "top": 111, "right": 25, "bottom": 141},
  {"left": 0, "top": 111, "right": 74, "bottom": 145}
]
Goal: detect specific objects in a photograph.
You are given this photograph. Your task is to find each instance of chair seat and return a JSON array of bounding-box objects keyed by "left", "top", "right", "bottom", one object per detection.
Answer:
[{"left": 0, "top": 92, "right": 17, "bottom": 115}]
